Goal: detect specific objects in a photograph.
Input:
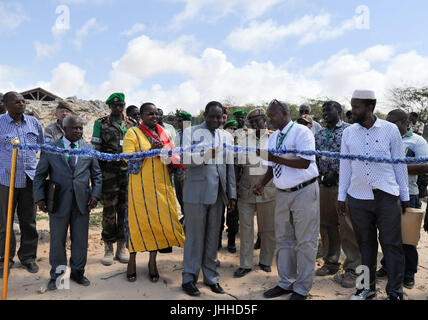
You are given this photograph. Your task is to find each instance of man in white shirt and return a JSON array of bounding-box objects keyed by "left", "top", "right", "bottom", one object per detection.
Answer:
[
  {"left": 376, "top": 109, "right": 428, "bottom": 290},
  {"left": 338, "top": 90, "right": 409, "bottom": 301},
  {"left": 254, "top": 100, "right": 319, "bottom": 300}
]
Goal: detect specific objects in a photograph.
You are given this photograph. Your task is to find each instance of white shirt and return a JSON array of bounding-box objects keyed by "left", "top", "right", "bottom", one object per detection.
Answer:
[
  {"left": 267, "top": 121, "right": 319, "bottom": 189},
  {"left": 338, "top": 118, "right": 409, "bottom": 202},
  {"left": 62, "top": 136, "right": 79, "bottom": 165},
  {"left": 311, "top": 120, "right": 322, "bottom": 136},
  {"left": 402, "top": 130, "right": 428, "bottom": 195}
]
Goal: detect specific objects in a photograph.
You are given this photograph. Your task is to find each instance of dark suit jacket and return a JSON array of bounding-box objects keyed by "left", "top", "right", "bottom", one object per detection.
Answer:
[{"left": 33, "top": 139, "right": 103, "bottom": 215}]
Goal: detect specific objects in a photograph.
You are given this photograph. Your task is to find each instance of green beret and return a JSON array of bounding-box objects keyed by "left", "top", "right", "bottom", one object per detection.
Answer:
[
  {"left": 106, "top": 93, "right": 125, "bottom": 105},
  {"left": 233, "top": 110, "right": 248, "bottom": 117},
  {"left": 224, "top": 120, "right": 238, "bottom": 129},
  {"left": 177, "top": 112, "right": 192, "bottom": 121}
]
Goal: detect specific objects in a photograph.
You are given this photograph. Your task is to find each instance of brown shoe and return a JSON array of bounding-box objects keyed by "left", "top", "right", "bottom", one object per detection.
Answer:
[
  {"left": 341, "top": 271, "right": 357, "bottom": 288},
  {"left": 315, "top": 264, "right": 339, "bottom": 276}
]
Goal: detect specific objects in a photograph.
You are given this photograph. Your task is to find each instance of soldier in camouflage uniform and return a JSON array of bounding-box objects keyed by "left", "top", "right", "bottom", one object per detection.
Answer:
[{"left": 91, "top": 93, "right": 136, "bottom": 266}]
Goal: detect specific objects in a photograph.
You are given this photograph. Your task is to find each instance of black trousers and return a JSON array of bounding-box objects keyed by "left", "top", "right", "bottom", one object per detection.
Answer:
[
  {"left": 49, "top": 196, "right": 89, "bottom": 279},
  {"left": 348, "top": 190, "right": 404, "bottom": 294},
  {"left": 0, "top": 176, "right": 38, "bottom": 264}
]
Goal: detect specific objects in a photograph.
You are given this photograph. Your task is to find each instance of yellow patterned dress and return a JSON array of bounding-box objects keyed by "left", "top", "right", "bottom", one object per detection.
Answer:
[{"left": 123, "top": 127, "right": 185, "bottom": 253}]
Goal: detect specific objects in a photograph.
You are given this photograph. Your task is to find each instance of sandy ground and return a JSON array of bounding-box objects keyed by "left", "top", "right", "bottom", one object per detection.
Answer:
[{"left": 2, "top": 205, "right": 428, "bottom": 301}]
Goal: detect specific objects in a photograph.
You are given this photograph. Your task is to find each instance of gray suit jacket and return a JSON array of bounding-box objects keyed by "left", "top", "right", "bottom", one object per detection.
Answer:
[
  {"left": 33, "top": 139, "right": 103, "bottom": 216},
  {"left": 182, "top": 122, "right": 237, "bottom": 205}
]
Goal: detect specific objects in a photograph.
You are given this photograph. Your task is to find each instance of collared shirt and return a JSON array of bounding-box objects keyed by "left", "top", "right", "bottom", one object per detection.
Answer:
[
  {"left": 162, "top": 122, "right": 177, "bottom": 143},
  {"left": 315, "top": 120, "right": 350, "bottom": 176},
  {"left": 338, "top": 118, "right": 409, "bottom": 202},
  {"left": 311, "top": 120, "right": 323, "bottom": 136},
  {"left": 410, "top": 121, "right": 424, "bottom": 136},
  {"left": 62, "top": 136, "right": 80, "bottom": 166},
  {"left": 0, "top": 113, "right": 44, "bottom": 188},
  {"left": 402, "top": 129, "right": 428, "bottom": 195},
  {"left": 266, "top": 121, "right": 319, "bottom": 189},
  {"left": 238, "top": 129, "right": 276, "bottom": 203},
  {"left": 44, "top": 121, "right": 65, "bottom": 143}
]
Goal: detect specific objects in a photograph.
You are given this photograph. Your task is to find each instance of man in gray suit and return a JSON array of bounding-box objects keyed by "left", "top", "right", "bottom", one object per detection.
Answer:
[
  {"left": 34, "top": 115, "right": 102, "bottom": 290},
  {"left": 181, "top": 101, "right": 237, "bottom": 296}
]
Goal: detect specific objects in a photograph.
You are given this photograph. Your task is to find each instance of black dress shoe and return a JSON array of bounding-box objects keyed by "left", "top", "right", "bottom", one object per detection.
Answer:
[
  {"left": 376, "top": 268, "right": 387, "bottom": 278},
  {"left": 206, "top": 283, "right": 225, "bottom": 294},
  {"left": 387, "top": 292, "right": 403, "bottom": 300},
  {"left": 263, "top": 286, "right": 293, "bottom": 299},
  {"left": 289, "top": 292, "right": 306, "bottom": 300},
  {"left": 48, "top": 279, "right": 57, "bottom": 291},
  {"left": 234, "top": 268, "right": 252, "bottom": 278},
  {"left": 227, "top": 244, "right": 237, "bottom": 253},
  {"left": 21, "top": 261, "right": 39, "bottom": 274},
  {"left": 403, "top": 277, "right": 415, "bottom": 289},
  {"left": 70, "top": 273, "right": 90, "bottom": 286},
  {"left": 258, "top": 263, "right": 271, "bottom": 273},
  {"left": 182, "top": 282, "right": 201, "bottom": 297}
]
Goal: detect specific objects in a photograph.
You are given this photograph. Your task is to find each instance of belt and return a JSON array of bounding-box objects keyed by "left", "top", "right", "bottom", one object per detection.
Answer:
[{"left": 277, "top": 177, "right": 318, "bottom": 193}]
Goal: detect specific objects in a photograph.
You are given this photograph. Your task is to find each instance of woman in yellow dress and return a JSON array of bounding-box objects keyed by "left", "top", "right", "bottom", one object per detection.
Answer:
[{"left": 123, "top": 102, "right": 185, "bottom": 282}]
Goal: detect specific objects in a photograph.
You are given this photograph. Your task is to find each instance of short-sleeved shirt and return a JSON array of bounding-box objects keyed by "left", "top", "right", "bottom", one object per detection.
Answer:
[
  {"left": 315, "top": 120, "right": 350, "bottom": 177},
  {"left": 237, "top": 129, "right": 276, "bottom": 203},
  {"left": 403, "top": 129, "right": 428, "bottom": 195},
  {"left": 0, "top": 113, "right": 44, "bottom": 188},
  {"left": 266, "top": 121, "right": 319, "bottom": 189}
]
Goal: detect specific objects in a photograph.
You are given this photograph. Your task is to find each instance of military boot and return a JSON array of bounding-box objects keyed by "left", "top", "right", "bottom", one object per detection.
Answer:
[
  {"left": 101, "top": 242, "right": 114, "bottom": 266},
  {"left": 115, "top": 240, "right": 129, "bottom": 264}
]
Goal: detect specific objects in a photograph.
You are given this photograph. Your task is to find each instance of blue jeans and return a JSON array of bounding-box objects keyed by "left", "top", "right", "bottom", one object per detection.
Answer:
[{"left": 380, "top": 195, "right": 418, "bottom": 279}]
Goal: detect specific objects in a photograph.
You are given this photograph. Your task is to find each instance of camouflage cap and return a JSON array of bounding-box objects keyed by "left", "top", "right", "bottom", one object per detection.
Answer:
[
  {"left": 297, "top": 114, "right": 313, "bottom": 124},
  {"left": 56, "top": 100, "right": 74, "bottom": 113}
]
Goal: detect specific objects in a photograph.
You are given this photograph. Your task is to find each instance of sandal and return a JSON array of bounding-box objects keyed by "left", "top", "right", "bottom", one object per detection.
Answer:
[{"left": 127, "top": 272, "right": 137, "bottom": 282}]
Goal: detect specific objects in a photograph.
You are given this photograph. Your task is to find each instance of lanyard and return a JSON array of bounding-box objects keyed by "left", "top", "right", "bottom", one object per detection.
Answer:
[
  {"left": 62, "top": 140, "right": 78, "bottom": 161},
  {"left": 276, "top": 122, "right": 294, "bottom": 150},
  {"left": 115, "top": 120, "right": 126, "bottom": 138},
  {"left": 325, "top": 128, "right": 334, "bottom": 147}
]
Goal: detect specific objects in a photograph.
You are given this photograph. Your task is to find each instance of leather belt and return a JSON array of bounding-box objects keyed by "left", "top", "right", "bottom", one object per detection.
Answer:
[{"left": 277, "top": 177, "right": 318, "bottom": 193}]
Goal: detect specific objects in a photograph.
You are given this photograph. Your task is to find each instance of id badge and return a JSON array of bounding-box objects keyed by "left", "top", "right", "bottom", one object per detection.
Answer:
[{"left": 120, "top": 140, "right": 124, "bottom": 146}]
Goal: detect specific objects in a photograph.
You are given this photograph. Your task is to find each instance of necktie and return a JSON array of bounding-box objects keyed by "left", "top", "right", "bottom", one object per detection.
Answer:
[
  {"left": 69, "top": 142, "right": 76, "bottom": 173},
  {"left": 274, "top": 132, "right": 284, "bottom": 179}
]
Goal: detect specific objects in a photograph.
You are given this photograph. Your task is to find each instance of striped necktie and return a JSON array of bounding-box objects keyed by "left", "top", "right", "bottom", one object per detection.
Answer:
[{"left": 274, "top": 132, "right": 284, "bottom": 179}]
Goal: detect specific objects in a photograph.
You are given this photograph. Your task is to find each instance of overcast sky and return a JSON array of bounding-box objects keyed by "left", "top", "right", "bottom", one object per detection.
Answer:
[{"left": 1, "top": 0, "right": 428, "bottom": 114}]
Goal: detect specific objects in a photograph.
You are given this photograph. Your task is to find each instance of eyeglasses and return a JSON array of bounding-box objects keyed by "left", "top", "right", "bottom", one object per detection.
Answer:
[{"left": 143, "top": 112, "right": 157, "bottom": 116}]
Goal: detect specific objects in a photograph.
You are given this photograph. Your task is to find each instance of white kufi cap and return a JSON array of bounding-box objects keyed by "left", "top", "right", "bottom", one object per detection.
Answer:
[{"left": 352, "top": 90, "right": 376, "bottom": 100}]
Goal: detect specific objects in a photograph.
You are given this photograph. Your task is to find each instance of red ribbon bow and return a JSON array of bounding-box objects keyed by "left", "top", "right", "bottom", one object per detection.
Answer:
[{"left": 139, "top": 123, "right": 186, "bottom": 169}]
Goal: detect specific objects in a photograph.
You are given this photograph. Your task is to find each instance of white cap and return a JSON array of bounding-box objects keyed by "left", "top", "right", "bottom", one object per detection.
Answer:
[{"left": 352, "top": 90, "right": 376, "bottom": 100}]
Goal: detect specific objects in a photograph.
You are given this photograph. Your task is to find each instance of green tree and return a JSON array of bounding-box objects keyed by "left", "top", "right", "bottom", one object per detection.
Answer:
[{"left": 388, "top": 86, "right": 428, "bottom": 123}]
